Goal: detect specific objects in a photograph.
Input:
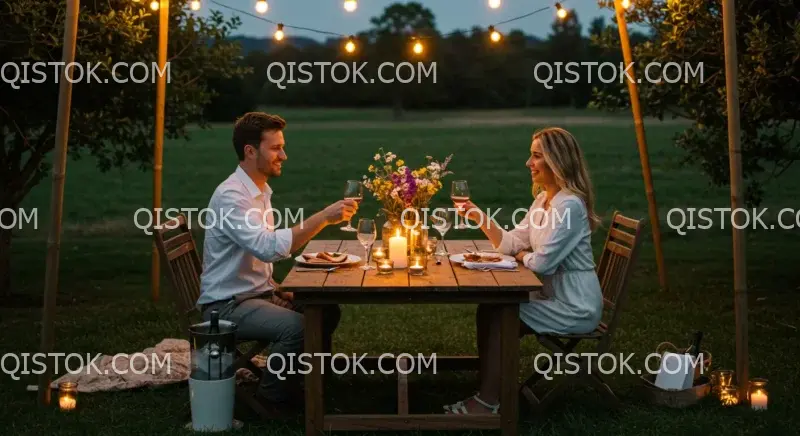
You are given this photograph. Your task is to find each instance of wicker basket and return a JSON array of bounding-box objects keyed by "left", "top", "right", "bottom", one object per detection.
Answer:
[{"left": 640, "top": 374, "right": 711, "bottom": 408}]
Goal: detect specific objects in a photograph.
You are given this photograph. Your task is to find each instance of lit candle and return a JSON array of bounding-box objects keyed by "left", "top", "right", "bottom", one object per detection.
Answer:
[
  {"left": 372, "top": 247, "right": 386, "bottom": 261},
  {"left": 408, "top": 255, "right": 425, "bottom": 275},
  {"left": 377, "top": 259, "right": 394, "bottom": 275},
  {"left": 388, "top": 229, "right": 407, "bottom": 268},
  {"left": 719, "top": 387, "right": 739, "bottom": 406},
  {"left": 750, "top": 389, "right": 767, "bottom": 410},
  {"left": 59, "top": 395, "right": 76, "bottom": 410}
]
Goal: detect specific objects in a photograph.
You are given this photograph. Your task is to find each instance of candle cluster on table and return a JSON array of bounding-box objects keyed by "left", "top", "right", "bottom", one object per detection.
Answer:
[{"left": 58, "top": 381, "right": 77, "bottom": 411}]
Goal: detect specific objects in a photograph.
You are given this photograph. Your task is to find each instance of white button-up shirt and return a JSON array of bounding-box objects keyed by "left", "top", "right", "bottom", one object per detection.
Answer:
[{"left": 197, "top": 165, "right": 293, "bottom": 306}]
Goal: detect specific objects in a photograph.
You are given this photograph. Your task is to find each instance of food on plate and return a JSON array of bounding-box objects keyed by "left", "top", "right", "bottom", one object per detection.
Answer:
[
  {"left": 463, "top": 252, "right": 503, "bottom": 263},
  {"left": 301, "top": 252, "right": 348, "bottom": 263}
]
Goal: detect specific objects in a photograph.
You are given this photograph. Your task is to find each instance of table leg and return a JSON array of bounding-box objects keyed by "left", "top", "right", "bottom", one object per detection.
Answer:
[
  {"left": 500, "top": 304, "right": 520, "bottom": 436},
  {"left": 304, "top": 305, "right": 324, "bottom": 436}
]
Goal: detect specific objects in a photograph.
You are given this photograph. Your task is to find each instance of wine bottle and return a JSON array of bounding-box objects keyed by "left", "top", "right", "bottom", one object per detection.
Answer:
[{"left": 209, "top": 309, "right": 220, "bottom": 334}]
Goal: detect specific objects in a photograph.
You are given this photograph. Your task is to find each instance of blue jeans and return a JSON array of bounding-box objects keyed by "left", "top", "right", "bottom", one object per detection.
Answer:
[{"left": 202, "top": 292, "right": 340, "bottom": 402}]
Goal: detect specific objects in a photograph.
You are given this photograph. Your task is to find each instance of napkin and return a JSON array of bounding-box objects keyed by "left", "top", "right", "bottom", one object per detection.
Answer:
[{"left": 462, "top": 259, "right": 518, "bottom": 270}]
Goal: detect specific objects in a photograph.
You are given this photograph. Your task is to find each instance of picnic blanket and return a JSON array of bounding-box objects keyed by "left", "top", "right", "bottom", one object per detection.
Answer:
[{"left": 48, "top": 338, "right": 264, "bottom": 392}]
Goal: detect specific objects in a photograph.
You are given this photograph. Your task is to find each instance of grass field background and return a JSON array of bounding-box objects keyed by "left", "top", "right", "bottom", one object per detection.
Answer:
[{"left": 4, "top": 108, "right": 799, "bottom": 434}]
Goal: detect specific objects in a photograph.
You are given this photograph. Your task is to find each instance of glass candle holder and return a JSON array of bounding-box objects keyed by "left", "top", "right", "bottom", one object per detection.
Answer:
[
  {"left": 58, "top": 381, "right": 77, "bottom": 411},
  {"left": 377, "top": 258, "right": 394, "bottom": 275},
  {"left": 719, "top": 386, "right": 739, "bottom": 407},
  {"left": 372, "top": 246, "right": 387, "bottom": 262},
  {"left": 408, "top": 254, "right": 427, "bottom": 276},
  {"left": 748, "top": 378, "right": 768, "bottom": 411},
  {"left": 713, "top": 369, "right": 734, "bottom": 393}
]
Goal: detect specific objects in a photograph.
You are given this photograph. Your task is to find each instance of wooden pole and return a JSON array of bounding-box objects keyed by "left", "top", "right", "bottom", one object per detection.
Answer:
[
  {"left": 721, "top": 0, "right": 748, "bottom": 401},
  {"left": 613, "top": 0, "right": 668, "bottom": 290},
  {"left": 151, "top": 0, "right": 169, "bottom": 302},
  {"left": 38, "top": 0, "right": 80, "bottom": 405}
]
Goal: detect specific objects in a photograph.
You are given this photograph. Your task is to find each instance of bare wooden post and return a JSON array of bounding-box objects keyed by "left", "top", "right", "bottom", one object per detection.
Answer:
[
  {"left": 151, "top": 0, "right": 170, "bottom": 302},
  {"left": 38, "top": 0, "right": 80, "bottom": 405},
  {"left": 721, "top": 0, "right": 748, "bottom": 401},
  {"left": 613, "top": 0, "right": 668, "bottom": 290}
]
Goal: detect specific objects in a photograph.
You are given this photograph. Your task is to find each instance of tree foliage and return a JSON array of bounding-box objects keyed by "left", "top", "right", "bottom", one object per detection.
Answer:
[
  {"left": 0, "top": 0, "right": 248, "bottom": 294},
  {"left": 591, "top": 0, "right": 800, "bottom": 205}
]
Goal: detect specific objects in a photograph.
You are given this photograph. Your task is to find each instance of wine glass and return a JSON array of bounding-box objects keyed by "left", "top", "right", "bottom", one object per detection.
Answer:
[
  {"left": 451, "top": 180, "right": 470, "bottom": 229},
  {"left": 356, "top": 218, "right": 377, "bottom": 270},
  {"left": 341, "top": 180, "right": 363, "bottom": 232},
  {"left": 430, "top": 208, "right": 452, "bottom": 256}
]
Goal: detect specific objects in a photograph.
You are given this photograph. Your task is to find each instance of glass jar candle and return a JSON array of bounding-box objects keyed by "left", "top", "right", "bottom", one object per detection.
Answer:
[
  {"left": 748, "top": 378, "right": 768, "bottom": 411},
  {"left": 58, "top": 381, "right": 77, "bottom": 411},
  {"left": 377, "top": 258, "right": 394, "bottom": 275},
  {"left": 408, "top": 254, "right": 427, "bottom": 276}
]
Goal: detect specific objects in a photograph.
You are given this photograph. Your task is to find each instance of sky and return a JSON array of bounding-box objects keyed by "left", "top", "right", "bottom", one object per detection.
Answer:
[{"left": 200, "top": 0, "right": 623, "bottom": 41}]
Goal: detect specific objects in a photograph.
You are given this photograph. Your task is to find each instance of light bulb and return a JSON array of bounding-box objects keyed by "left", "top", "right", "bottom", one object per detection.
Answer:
[
  {"left": 490, "top": 30, "right": 501, "bottom": 42},
  {"left": 413, "top": 41, "right": 423, "bottom": 54},
  {"left": 556, "top": 3, "right": 568, "bottom": 20},
  {"left": 621, "top": 0, "right": 631, "bottom": 8},
  {"left": 255, "top": 0, "right": 268, "bottom": 14},
  {"left": 150, "top": 0, "right": 159, "bottom": 10},
  {"left": 274, "top": 24, "right": 284, "bottom": 41},
  {"left": 345, "top": 37, "right": 356, "bottom": 53},
  {"left": 488, "top": 0, "right": 501, "bottom": 9},
  {"left": 190, "top": 0, "right": 201, "bottom": 11},
  {"left": 343, "top": 0, "right": 357, "bottom": 12}
]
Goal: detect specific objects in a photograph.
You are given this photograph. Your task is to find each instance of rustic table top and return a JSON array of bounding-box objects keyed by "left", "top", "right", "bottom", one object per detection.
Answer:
[{"left": 281, "top": 239, "right": 542, "bottom": 303}]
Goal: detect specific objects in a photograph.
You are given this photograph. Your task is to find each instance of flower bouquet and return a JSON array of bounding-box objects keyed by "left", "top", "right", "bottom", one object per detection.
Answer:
[{"left": 363, "top": 148, "right": 453, "bottom": 249}]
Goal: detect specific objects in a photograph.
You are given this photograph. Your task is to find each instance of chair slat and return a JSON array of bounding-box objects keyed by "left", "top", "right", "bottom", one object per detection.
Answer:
[
  {"left": 606, "top": 241, "right": 631, "bottom": 258},
  {"left": 164, "top": 232, "right": 192, "bottom": 252},
  {"left": 609, "top": 227, "right": 635, "bottom": 246},
  {"left": 167, "top": 242, "right": 194, "bottom": 262},
  {"left": 613, "top": 214, "right": 639, "bottom": 230}
]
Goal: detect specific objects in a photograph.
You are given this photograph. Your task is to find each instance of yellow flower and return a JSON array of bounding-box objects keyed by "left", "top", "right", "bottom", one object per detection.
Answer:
[
  {"left": 369, "top": 165, "right": 375, "bottom": 172},
  {"left": 396, "top": 159, "right": 404, "bottom": 167}
]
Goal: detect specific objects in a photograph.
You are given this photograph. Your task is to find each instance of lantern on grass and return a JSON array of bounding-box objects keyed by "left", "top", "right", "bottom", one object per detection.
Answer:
[{"left": 748, "top": 378, "right": 768, "bottom": 410}]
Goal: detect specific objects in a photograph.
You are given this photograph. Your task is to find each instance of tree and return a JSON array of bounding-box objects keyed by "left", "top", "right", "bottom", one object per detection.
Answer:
[
  {"left": 0, "top": 0, "right": 249, "bottom": 296},
  {"left": 591, "top": 0, "right": 800, "bottom": 205},
  {"left": 366, "top": 1, "right": 438, "bottom": 119}
]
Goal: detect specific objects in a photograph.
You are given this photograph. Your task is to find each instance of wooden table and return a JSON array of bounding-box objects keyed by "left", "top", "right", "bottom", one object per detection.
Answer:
[{"left": 281, "top": 239, "right": 543, "bottom": 436}]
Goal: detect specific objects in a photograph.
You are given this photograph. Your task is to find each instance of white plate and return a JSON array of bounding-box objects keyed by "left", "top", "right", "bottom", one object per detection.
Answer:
[
  {"left": 294, "top": 252, "right": 361, "bottom": 267},
  {"left": 449, "top": 252, "right": 515, "bottom": 265}
]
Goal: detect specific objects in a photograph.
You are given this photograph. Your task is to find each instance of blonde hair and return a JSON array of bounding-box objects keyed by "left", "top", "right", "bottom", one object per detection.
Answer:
[{"left": 531, "top": 127, "right": 601, "bottom": 232}]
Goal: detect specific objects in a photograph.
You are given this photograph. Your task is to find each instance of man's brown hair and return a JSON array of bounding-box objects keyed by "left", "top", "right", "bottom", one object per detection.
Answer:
[{"left": 232, "top": 112, "right": 286, "bottom": 161}]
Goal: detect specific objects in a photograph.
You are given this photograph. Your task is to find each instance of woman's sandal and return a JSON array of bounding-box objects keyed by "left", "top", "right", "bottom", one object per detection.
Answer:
[{"left": 443, "top": 394, "right": 500, "bottom": 414}]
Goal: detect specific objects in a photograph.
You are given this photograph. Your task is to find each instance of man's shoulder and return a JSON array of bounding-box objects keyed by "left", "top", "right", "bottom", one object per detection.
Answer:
[{"left": 208, "top": 172, "right": 248, "bottom": 205}]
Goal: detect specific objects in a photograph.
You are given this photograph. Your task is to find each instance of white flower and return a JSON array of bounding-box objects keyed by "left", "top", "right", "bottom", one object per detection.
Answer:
[
  {"left": 374, "top": 154, "right": 380, "bottom": 161},
  {"left": 397, "top": 166, "right": 407, "bottom": 173}
]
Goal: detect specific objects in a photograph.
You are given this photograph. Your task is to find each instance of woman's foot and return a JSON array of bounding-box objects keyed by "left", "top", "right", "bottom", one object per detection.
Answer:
[{"left": 443, "top": 394, "right": 499, "bottom": 414}]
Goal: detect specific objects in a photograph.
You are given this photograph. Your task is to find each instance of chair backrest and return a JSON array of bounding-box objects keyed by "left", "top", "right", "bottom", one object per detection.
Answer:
[
  {"left": 595, "top": 211, "right": 644, "bottom": 350},
  {"left": 153, "top": 213, "right": 202, "bottom": 334}
]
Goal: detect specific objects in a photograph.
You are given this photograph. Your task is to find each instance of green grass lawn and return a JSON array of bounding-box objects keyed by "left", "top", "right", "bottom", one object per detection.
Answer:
[{"left": 4, "top": 109, "right": 800, "bottom": 434}]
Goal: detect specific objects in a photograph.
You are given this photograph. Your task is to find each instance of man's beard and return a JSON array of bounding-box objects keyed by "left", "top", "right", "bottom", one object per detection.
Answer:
[{"left": 257, "top": 156, "right": 280, "bottom": 178}]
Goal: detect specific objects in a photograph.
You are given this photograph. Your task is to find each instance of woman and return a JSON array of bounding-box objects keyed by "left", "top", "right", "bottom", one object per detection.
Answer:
[{"left": 443, "top": 127, "right": 604, "bottom": 415}]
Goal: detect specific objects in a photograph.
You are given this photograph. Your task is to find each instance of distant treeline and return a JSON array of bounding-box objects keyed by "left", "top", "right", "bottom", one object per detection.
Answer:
[{"left": 205, "top": 8, "right": 649, "bottom": 121}]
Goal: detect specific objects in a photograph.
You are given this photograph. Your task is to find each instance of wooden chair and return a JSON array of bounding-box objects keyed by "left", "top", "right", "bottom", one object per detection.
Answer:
[
  {"left": 519, "top": 211, "right": 644, "bottom": 413},
  {"left": 152, "top": 213, "right": 274, "bottom": 418}
]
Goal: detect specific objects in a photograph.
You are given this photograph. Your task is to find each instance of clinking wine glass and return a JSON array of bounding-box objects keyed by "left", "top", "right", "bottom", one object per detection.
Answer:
[
  {"left": 451, "top": 180, "right": 470, "bottom": 230},
  {"left": 356, "top": 218, "right": 377, "bottom": 270},
  {"left": 341, "top": 180, "right": 363, "bottom": 232},
  {"left": 430, "top": 208, "right": 452, "bottom": 256}
]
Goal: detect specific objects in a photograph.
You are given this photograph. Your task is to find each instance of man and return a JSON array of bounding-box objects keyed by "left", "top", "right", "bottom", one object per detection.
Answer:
[{"left": 197, "top": 112, "right": 356, "bottom": 411}]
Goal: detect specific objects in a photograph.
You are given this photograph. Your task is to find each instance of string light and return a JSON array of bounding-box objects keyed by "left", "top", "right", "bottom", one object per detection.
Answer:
[
  {"left": 206, "top": 0, "right": 552, "bottom": 56},
  {"left": 621, "top": 0, "right": 631, "bottom": 8},
  {"left": 555, "top": 2, "right": 568, "bottom": 19},
  {"left": 412, "top": 38, "right": 424, "bottom": 55},
  {"left": 488, "top": 0, "right": 501, "bottom": 9},
  {"left": 488, "top": 25, "right": 502, "bottom": 42},
  {"left": 345, "top": 36, "right": 356, "bottom": 53},
  {"left": 150, "top": 0, "right": 159, "bottom": 10},
  {"left": 190, "top": 0, "right": 201, "bottom": 11},
  {"left": 255, "top": 0, "right": 268, "bottom": 14},
  {"left": 343, "top": 0, "right": 357, "bottom": 12}
]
